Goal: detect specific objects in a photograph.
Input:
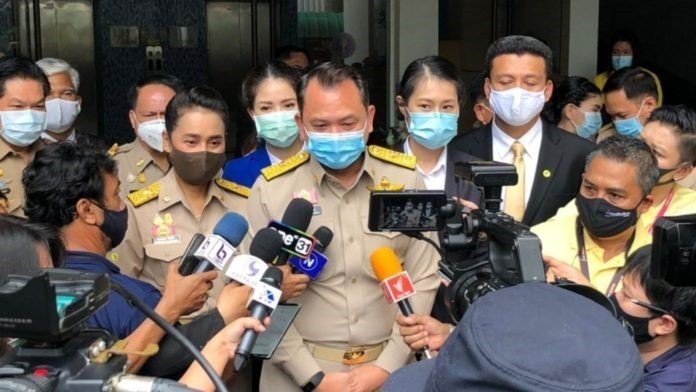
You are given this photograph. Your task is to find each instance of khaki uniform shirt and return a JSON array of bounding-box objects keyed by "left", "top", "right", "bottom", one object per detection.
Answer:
[
  {"left": 247, "top": 149, "right": 440, "bottom": 388},
  {"left": 110, "top": 169, "right": 250, "bottom": 315},
  {"left": 0, "top": 137, "right": 43, "bottom": 216},
  {"left": 112, "top": 140, "right": 169, "bottom": 197}
]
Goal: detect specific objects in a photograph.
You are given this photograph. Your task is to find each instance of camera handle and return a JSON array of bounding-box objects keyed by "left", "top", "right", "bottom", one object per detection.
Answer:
[{"left": 400, "top": 231, "right": 446, "bottom": 264}]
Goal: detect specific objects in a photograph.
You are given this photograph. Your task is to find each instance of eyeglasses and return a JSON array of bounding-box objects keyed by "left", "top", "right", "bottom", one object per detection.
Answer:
[{"left": 626, "top": 296, "right": 671, "bottom": 316}]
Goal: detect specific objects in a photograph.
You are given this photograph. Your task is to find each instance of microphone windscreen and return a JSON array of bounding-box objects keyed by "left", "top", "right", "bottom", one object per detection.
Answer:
[
  {"left": 260, "top": 265, "right": 284, "bottom": 287},
  {"left": 250, "top": 228, "right": 284, "bottom": 263},
  {"left": 314, "top": 226, "right": 334, "bottom": 249},
  {"left": 213, "top": 212, "right": 249, "bottom": 246},
  {"left": 281, "top": 198, "right": 314, "bottom": 231},
  {"left": 370, "top": 246, "right": 403, "bottom": 282}
]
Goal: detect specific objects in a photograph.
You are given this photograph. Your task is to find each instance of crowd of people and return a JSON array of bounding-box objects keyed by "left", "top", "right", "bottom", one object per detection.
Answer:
[{"left": 0, "top": 33, "right": 694, "bottom": 391}]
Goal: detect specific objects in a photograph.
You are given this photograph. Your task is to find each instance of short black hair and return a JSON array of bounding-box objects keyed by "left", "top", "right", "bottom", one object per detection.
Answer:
[
  {"left": 485, "top": 35, "right": 553, "bottom": 78},
  {"left": 603, "top": 67, "right": 658, "bottom": 102},
  {"left": 646, "top": 105, "right": 696, "bottom": 165},
  {"left": 398, "top": 56, "right": 465, "bottom": 106},
  {"left": 299, "top": 61, "right": 369, "bottom": 110},
  {"left": 127, "top": 73, "right": 185, "bottom": 110},
  {"left": 23, "top": 143, "right": 117, "bottom": 228},
  {"left": 543, "top": 76, "right": 601, "bottom": 124},
  {"left": 275, "top": 45, "right": 310, "bottom": 63},
  {"left": 586, "top": 135, "right": 659, "bottom": 197},
  {"left": 624, "top": 245, "right": 696, "bottom": 345},
  {"left": 0, "top": 56, "right": 50, "bottom": 99},
  {"left": 241, "top": 61, "right": 301, "bottom": 110},
  {"left": 0, "top": 215, "right": 64, "bottom": 283},
  {"left": 609, "top": 30, "right": 640, "bottom": 67},
  {"left": 165, "top": 85, "right": 230, "bottom": 135},
  {"left": 468, "top": 71, "right": 488, "bottom": 105}
]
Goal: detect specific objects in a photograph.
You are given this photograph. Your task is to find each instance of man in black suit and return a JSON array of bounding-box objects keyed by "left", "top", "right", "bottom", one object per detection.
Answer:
[{"left": 451, "top": 36, "right": 594, "bottom": 227}]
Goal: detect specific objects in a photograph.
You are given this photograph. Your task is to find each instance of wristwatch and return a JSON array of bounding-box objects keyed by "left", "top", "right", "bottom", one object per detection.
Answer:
[{"left": 302, "top": 371, "right": 326, "bottom": 392}]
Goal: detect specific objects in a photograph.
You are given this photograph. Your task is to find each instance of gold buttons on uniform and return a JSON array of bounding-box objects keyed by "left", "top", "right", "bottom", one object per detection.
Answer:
[
  {"left": 0, "top": 168, "right": 3, "bottom": 177},
  {"left": 136, "top": 158, "right": 145, "bottom": 167},
  {"left": 138, "top": 173, "right": 146, "bottom": 183},
  {"left": 163, "top": 195, "right": 171, "bottom": 203}
]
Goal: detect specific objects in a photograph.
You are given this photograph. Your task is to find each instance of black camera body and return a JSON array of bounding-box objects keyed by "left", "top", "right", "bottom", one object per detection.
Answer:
[
  {"left": 651, "top": 214, "right": 696, "bottom": 287},
  {"left": 0, "top": 269, "right": 126, "bottom": 391}
]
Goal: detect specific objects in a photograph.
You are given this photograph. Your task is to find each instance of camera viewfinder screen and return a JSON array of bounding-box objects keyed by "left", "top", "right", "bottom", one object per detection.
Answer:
[{"left": 371, "top": 192, "right": 447, "bottom": 232}]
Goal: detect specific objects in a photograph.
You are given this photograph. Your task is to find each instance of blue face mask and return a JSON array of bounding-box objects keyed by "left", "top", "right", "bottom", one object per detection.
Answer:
[
  {"left": 570, "top": 107, "right": 602, "bottom": 139},
  {"left": 306, "top": 128, "right": 366, "bottom": 170},
  {"left": 612, "top": 55, "right": 633, "bottom": 70},
  {"left": 406, "top": 111, "right": 458, "bottom": 150},
  {"left": 254, "top": 110, "right": 300, "bottom": 148},
  {"left": 0, "top": 110, "right": 47, "bottom": 147},
  {"left": 613, "top": 100, "right": 645, "bottom": 138}
]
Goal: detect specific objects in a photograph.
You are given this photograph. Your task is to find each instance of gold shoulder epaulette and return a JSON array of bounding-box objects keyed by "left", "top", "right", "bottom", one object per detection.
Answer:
[
  {"left": 127, "top": 182, "right": 161, "bottom": 207},
  {"left": 106, "top": 143, "right": 119, "bottom": 157},
  {"left": 216, "top": 178, "right": 251, "bottom": 198},
  {"left": 261, "top": 151, "right": 310, "bottom": 181},
  {"left": 368, "top": 145, "right": 417, "bottom": 170}
]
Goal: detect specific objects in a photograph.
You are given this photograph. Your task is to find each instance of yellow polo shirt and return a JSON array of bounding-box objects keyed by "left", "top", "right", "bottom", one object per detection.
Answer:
[
  {"left": 634, "top": 184, "right": 696, "bottom": 244},
  {"left": 531, "top": 212, "right": 650, "bottom": 295}
]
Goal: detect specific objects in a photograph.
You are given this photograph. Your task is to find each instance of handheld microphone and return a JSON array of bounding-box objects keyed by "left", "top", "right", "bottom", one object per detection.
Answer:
[
  {"left": 268, "top": 198, "right": 316, "bottom": 264},
  {"left": 370, "top": 246, "right": 432, "bottom": 359},
  {"left": 190, "top": 212, "right": 249, "bottom": 274},
  {"left": 226, "top": 228, "right": 284, "bottom": 286},
  {"left": 177, "top": 233, "right": 206, "bottom": 275},
  {"left": 288, "top": 226, "right": 334, "bottom": 279},
  {"left": 234, "top": 266, "right": 284, "bottom": 371}
]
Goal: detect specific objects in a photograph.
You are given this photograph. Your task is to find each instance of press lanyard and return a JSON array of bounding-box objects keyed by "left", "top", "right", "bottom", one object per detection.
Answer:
[
  {"left": 648, "top": 185, "right": 676, "bottom": 235},
  {"left": 575, "top": 217, "right": 635, "bottom": 296}
]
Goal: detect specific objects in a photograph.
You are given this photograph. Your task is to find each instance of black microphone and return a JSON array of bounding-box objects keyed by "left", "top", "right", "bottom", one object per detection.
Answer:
[
  {"left": 225, "top": 228, "right": 284, "bottom": 287},
  {"left": 179, "top": 212, "right": 249, "bottom": 275},
  {"left": 269, "top": 198, "right": 314, "bottom": 266},
  {"left": 234, "top": 266, "right": 284, "bottom": 371},
  {"left": 312, "top": 226, "right": 334, "bottom": 253},
  {"left": 177, "top": 233, "right": 206, "bottom": 276}
]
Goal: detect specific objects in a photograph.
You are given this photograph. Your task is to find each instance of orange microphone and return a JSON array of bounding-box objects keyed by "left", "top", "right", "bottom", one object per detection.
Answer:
[{"left": 371, "top": 246, "right": 432, "bottom": 359}]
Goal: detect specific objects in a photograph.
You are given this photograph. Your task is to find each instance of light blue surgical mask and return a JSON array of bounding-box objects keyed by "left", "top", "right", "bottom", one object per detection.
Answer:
[
  {"left": 406, "top": 111, "right": 458, "bottom": 150},
  {"left": 0, "top": 109, "right": 47, "bottom": 147},
  {"left": 570, "top": 106, "right": 602, "bottom": 139},
  {"left": 254, "top": 110, "right": 300, "bottom": 148},
  {"left": 613, "top": 100, "right": 645, "bottom": 138},
  {"left": 612, "top": 55, "right": 633, "bottom": 70},
  {"left": 306, "top": 128, "right": 366, "bottom": 170}
]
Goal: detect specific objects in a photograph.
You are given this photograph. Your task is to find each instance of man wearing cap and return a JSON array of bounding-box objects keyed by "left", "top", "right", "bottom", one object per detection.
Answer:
[
  {"left": 247, "top": 62, "right": 440, "bottom": 392},
  {"left": 385, "top": 283, "right": 644, "bottom": 392}
]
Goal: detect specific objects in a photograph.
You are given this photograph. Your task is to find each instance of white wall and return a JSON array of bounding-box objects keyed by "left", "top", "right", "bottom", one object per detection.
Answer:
[{"left": 567, "top": 0, "right": 599, "bottom": 78}]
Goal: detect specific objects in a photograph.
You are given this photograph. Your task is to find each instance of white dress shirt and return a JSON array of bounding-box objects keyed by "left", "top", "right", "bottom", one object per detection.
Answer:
[
  {"left": 491, "top": 118, "right": 543, "bottom": 210},
  {"left": 266, "top": 141, "right": 306, "bottom": 165},
  {"left": 41, "top": 128, "right": 77, "bottom": 143},
  {"left": 404, "top": 138, "right": 448, "bottom": 191}
]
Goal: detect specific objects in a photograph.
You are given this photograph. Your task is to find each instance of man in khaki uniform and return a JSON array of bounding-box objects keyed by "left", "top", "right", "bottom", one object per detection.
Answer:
[
  {"left": 247, "top": 63, "right": 439, "bottom": 392},
  {"left": 112, "top": 73, "right": 184, "bottom": 197},
  {"left": 0, "top": 57, "right": 49, "bottom": 216}
]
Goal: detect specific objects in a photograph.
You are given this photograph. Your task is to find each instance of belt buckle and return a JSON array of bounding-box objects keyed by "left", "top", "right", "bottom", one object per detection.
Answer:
[{"left": 342, "top": 349, "right": 366, "bottom": 365}]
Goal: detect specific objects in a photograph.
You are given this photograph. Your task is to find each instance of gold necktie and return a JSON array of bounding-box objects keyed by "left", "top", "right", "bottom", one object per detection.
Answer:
[{"left": 504, "top": 141, "right": 525, "bottom": 221}]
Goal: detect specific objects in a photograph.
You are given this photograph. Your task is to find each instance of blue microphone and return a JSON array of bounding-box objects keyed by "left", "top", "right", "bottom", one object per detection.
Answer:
[{"left": 288, "top": 226, "right": 333, "bottom": 279}]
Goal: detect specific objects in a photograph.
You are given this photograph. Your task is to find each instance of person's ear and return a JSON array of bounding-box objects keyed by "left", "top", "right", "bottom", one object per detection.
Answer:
[
  {"left": 396, "top": 95, "right": 408, "bottom": 119},
  {"left": 484, "top": 78, "right": 492, "bottom": 100},
  {"left": 247, "top": 108, "right": 255, "bottom": 121},
  {"left": 638, "top": 194, "right": 654, "bottom": 214},
  {"left": 75, "top": 198, "right": 99, "bottom": 225},
  {"left": 296, "top": 113, "right": 308, "bottom": 142},
  {"left": 544, "top": 80, "right": 554, "bottom": 102},
  {"left": 128, "top": 110, "right": 138, "bottom": 131},
  {"left": 673, "top": 163, "right": 694, "bottom": 181},
  {"left": 562, "top": 104, "right": 577, "bottom": 122},
  {"left": 366, "top": 105, "right": 376, "bottom": 136},
  {"left": 653, "top": 314, "right": 678, "bottom": 337}
]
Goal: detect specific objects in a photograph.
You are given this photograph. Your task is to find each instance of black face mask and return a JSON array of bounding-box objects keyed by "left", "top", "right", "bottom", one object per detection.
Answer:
[
  {"left": 575, "top": 194, "right": 639, "bottom": 238},
  {"left": 93, "top": 202, "right": 129, "bottom": 248},
  {"left": 609, "top": 294, "right": 658, "bottom": 345}
]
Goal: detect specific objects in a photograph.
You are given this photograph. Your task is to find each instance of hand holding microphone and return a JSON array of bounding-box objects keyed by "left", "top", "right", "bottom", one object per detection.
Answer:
[
  {"left": 395, "top": 314, "right": 451, "bottom": 353},
  {"left": 370, "top": 246, "right": 433, "bottom": 359}
]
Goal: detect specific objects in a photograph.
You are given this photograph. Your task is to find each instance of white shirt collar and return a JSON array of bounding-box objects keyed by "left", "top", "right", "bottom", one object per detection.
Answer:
[
  {"left": 403, "top": 138, "right": 448, "bottom": 190},
  {"left": 266, "top": 141, "right": 306, "bottom": 165},
  {"left": 491, "top": 118, "right": 543, "bottom": 161}
]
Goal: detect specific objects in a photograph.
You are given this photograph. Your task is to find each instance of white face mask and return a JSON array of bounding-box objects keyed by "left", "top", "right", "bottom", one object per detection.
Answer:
[
  {"left": 488, "top": 87, "right": 546, "bottom": 126},
  {"left": 136, "top": 118, "right": 166, "bottom": 152},
  {"left": 45, "top": 98, "right": 80, "bottom": 133}
]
